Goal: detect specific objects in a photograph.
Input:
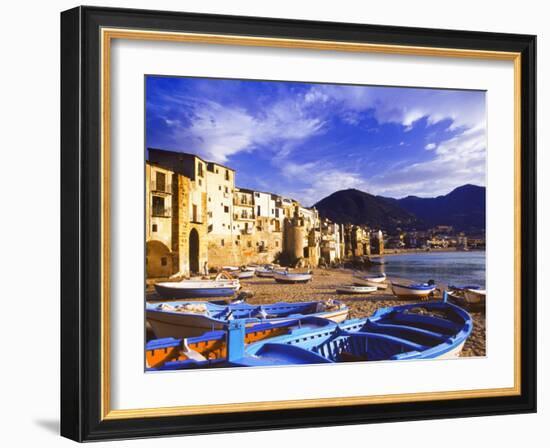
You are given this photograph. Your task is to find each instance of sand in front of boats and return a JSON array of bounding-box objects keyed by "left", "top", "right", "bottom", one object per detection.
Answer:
[{"left": 146, "top": 267, "right": 486, "bottom": 357}]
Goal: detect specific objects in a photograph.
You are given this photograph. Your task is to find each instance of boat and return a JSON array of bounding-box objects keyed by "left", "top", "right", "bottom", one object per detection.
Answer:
[
  {"left": 256, "top": 268, "right": 273, "bottom": 278},
  {"left": 353, "top": 272, "right": 386, "bottom": 283},
  {"left": 146, "top": 299, "right": 349, "bottom": 339},
  {"left": 446, "top": 285, "right": 485, "bottom": 308},
  {"left": 154, "top": 277, "right": 241, "bottom": 299},
  {"left": 232, "top": 270, "right": 255, "bottom": 279},
  {"left": 464, "top": 288, "right": 486, "bottom": 304},
  {"left": 353, "top": 272, "right": 388, "bottom": 289},
  {"left": 221, "top": 266, "right": 240, "bottom": 272},
  {"left": 391, "top": 282, "right": 436, "bottom": 299},
  {"left": 145, "top": 316, "right": 335, "bottom": 369},
  {"left": 335, "top": 285, "right": 377, "bottom": 294},
  {"left": 228, "top": 300, "right": 473, "bottom": 367},
  {"left": 273, "top": 270, "right": 313, "bottom": 284}
]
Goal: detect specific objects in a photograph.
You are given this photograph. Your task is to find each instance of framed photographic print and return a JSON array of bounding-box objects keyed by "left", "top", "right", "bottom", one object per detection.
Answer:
[{"left": 60, "top": 6, "right": 537, "bottom": 441}]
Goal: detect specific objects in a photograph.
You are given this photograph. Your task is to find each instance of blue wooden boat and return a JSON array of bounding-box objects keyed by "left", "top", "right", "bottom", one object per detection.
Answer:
[
  {"left": 146, "top": 299, "right": 349, "bottom": 339},
  {"left": 228, "top": 299, "right": 473, "bottom": 367},
  {"left": 146, "top": 316, "right": 334, "bottom": 370}
]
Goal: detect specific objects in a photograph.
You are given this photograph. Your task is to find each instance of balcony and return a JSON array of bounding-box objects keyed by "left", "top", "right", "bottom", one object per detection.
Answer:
[
  {"left": 152, "top": 207, "right": 171, "bottom": 218},
  {"left": 233, "top": 197, "right": 254, "bottom": 207},
  {"left": 150, "top": 181, "right": 172, "bottom": 194},
  {"left": 234, "top": 212, "right": 255, "bottom": 221}
]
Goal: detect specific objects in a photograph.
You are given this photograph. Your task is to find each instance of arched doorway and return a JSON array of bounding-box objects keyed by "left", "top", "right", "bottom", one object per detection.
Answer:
[
  {"left": 189, "top": 229, "right": 200, "bottom": 274},
  {"left": 146, "top": 240, "right": 172, "bottom": 278}
]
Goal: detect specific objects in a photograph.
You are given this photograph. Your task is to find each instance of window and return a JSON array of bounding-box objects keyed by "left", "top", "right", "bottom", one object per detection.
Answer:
[
  {"left": 247, "top": 241, "right": 252, "bottom": 248},
  {"left": 275, "top": 209, "right": 280, "bottom": 218},
  {"left": 198, "top": 163, "right": 204, "bottom": 177},
  {"left": 225, "top": 186, "right": 228, "bottom": 193},
  {"left": 221, "top": 239, "right": 225, "bottom": 246},
  {"left": 152, "top": 224, "right": 158, "bottom": 232},
  {"left": 155, "top": 172, "right": 166, "bottom": 191},
  {"left": 219, "top": 186, "right": 222, "bottom": 191},
  {"left": 224, "top": 206, "right": 229, "bottom": 213},
  {"left": 161, "top": 257, "right": 167, "bottom": 266},
  {"left": 192, "top": 204, "right": 198, "bottom": 222},
  {"left": 257, "top": 205, "right": 261, "bottom": 216},
  {"left": 225, "top": 169, "right": 230, "bottom": 181},
  {"left": 152, "top": 196, "right": 165, "bottom": 216},
  {"left": 198, "top": 179, "right": 202, "bottom": 186},
  {"left": 275, "top": 241, "right": 279, "bottom": 247}
]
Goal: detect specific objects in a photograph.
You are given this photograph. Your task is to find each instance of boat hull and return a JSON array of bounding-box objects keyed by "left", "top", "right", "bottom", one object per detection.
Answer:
[
  {"left": 463, "top": 289, "right": 486, "bottom": 305},
  {"left": 154, "top": 283, "right": 239, "bottom": 299},
  {"left": 234, "top": 271, "right": 255, "bottom": 279},
  {"left": 336, "top": 285, "right": 377, "bottom": 294},
  {"left": 392, "top": 283, "right": 435, "bottom": 299},
  {"left": 273, "top": 272, "right": 312, "bottom": 283}
]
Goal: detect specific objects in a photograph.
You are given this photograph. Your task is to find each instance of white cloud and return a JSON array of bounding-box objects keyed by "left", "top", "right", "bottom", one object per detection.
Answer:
[
  {"left": 304, "top": 85, "right": 486, "bottom": 134},
  {"left": 277, "top": 161, "right": 369, "bottom": 206},
  {"left": 425, "top": 143, "right": 437, "bottom": 150},
  {"left": 368, "top": 124, "right": 486, "bottom": 198},
  {"left": 161, "top": 96, "right": 325, "bottom": 163}
]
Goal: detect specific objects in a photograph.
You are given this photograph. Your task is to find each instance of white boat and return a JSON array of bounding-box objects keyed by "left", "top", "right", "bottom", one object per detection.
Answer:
[
  {"left": 336, "top": 285, "right": 377, "bottom": 294},
  {"left": 221, "top": 266, "right": 240, "bottom": 272},
  {"left": 446, "top": 285, "right": 485, "bottom": 308},
  {"left": 353, "top": 272, "right": 386, "bottom": 283},
  {"left": 464, "top": 288, "right": 486, "bottom": 305},
  {"left": 233, "top": 270, "right": 255, "bottom": 279},
  {"left": 154, "top": 279, "right": 241, "bottom": 299},
  {"left": 256, "top": 268, "right": 275, "bottom": 278},
  {"left": 391, "top": 282, "right": 436, "bottom": 299},
  {"left": 273, "top": 270, "right": 313, "bottom": 284}
]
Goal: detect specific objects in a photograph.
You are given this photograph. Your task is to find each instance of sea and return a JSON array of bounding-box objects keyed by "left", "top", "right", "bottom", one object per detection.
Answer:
[{"left": 368, "top": 250, "right": 486, "bottom": 288}]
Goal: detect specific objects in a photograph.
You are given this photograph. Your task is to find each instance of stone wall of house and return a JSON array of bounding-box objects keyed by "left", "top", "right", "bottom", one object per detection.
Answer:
[
  {"left": 207, "top": 227, "right": 283, "bottom": 269},
  {"left": 173, "top": 174, "right": 208, "bottom": 276}
]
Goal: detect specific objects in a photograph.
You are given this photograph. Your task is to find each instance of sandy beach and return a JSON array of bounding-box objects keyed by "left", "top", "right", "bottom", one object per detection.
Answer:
[{"left": 146, "top": 267, "right": 486, "bottom": 357}]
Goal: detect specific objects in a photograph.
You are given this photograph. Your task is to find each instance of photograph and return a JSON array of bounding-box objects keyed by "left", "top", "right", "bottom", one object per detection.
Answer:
[{"left": 144, "top": 76, "right": 487, "bottom": 370}]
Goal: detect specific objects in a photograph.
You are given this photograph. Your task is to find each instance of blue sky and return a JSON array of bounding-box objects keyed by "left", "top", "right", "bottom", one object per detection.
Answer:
[{"left": 146, "top": 76, "right": 486, "bottom": 206}]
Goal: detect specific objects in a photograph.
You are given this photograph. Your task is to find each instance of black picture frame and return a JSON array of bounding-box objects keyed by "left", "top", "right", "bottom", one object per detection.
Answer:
[{"left": 61, "top": 5, "right": 536, "bottom": 442}]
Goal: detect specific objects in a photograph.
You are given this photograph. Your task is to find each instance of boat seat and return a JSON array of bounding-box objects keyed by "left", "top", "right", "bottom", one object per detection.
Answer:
[
  {"left": 384, "top": 313, "right": 460, "bottom": 335},
  {"left": 365, "top": 322, "right": 449, "bottom": 345}
]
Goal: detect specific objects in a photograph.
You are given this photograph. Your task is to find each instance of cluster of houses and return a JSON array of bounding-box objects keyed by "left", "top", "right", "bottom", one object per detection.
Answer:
[
  {"left": 383, "top": 225, "right": 486, "bottom": 252},
  {"left": 146, "top": 149, "right": 484, "bottom": 279},
  {"left": 146, "top": 149, "right": 384, "bottom": 279}
]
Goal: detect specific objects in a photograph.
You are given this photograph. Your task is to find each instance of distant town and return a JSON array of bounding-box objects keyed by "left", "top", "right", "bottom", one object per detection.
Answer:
[{"left": 146, "top": 148, "right": 485, "bottom": 279}]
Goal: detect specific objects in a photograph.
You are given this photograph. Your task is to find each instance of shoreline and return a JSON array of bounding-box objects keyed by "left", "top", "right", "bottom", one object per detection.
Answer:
[{"left": 374, "top": 248, "right": 485, "bottom": 257}]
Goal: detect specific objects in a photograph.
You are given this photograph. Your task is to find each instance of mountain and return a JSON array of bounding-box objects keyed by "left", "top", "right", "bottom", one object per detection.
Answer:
[
  {"left": 396, "top": 184, "right": 486, "bottom": 231},
  {"left": 314, "top": 184, "right": 485, "bottom": 232},
  {"left": 313, "top": 189, "right": 419, "bottom": 230}
]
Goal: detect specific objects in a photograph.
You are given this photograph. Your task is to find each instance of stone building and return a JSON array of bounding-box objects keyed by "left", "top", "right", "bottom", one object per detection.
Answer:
[
  {"left": 145, "top": 161, "right": 208, "bottom": 278},
  {"left": 320, "top": 219, "right": 344, "bottom": 264},
  {"left": 147, "top": 149, "right": 298, "bottom": 274},
  {"left": 370, "top": 229, "right": 385, "bottom": 255}
]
